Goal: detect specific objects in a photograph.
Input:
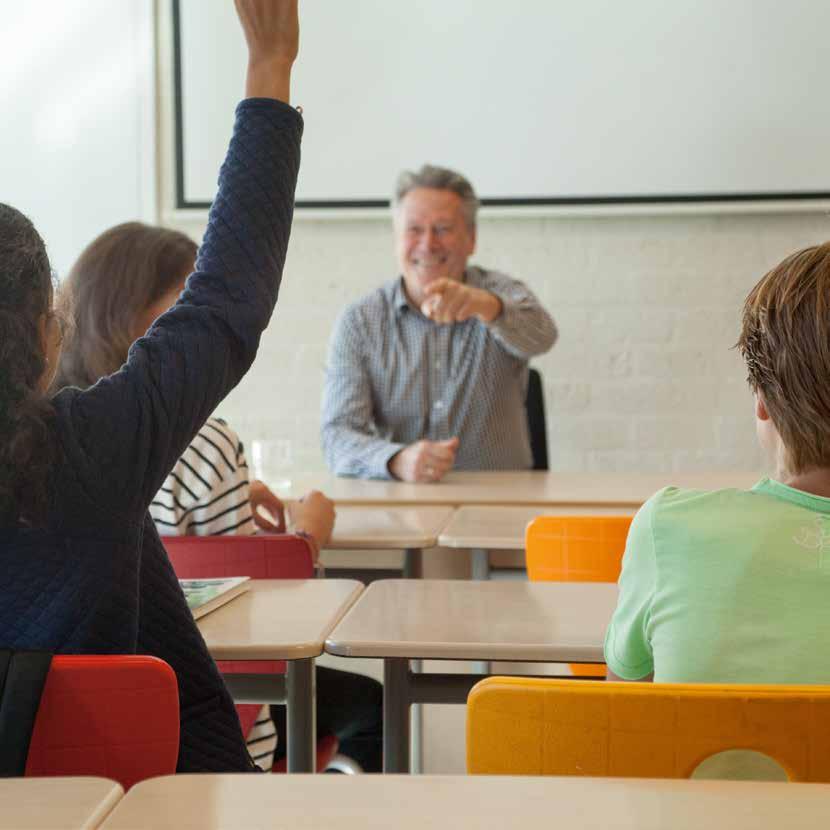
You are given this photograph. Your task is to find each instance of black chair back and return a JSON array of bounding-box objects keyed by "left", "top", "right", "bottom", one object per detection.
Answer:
[{"left": 525, "top": 367, "right": 548, "bottom": 471}]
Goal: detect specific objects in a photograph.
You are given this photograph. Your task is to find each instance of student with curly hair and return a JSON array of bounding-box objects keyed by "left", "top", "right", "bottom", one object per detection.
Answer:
[{"left": 0, "top": 0, "right": 303, "bottom": 772}]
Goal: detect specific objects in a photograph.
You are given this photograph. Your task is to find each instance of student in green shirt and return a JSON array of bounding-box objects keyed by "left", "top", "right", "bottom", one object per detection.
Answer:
[{"left": 605, "top": 242, "right": 830, "bottom": 686}]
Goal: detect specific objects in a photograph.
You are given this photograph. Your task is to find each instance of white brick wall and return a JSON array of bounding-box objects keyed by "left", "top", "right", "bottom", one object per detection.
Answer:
[{"left": 169, "top": 210, "right": 829, "bottom": 476}]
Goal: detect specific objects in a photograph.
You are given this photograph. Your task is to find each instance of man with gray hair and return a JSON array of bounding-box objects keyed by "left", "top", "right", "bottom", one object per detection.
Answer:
[{"left": 321, "top": 164, "right": 557, "bottom": 482}]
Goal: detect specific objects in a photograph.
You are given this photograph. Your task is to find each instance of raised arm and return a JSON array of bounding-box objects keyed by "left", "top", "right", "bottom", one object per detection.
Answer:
[{"left": 54, "top": 0, "right": 303, "bottom": 515}]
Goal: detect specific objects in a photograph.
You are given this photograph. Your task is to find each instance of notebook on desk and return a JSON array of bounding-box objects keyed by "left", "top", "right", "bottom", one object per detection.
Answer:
[{"left": 180, "top": 576, "right": 251, "bottom": 620}]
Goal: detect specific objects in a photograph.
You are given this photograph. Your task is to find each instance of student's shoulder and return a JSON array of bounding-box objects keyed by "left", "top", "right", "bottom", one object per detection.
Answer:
[
  {"left": 642, "top": 484, "right": 761, "bottom": 525},
  {"left": 193, "top": 417, "right": 243, "bottom": 454}
]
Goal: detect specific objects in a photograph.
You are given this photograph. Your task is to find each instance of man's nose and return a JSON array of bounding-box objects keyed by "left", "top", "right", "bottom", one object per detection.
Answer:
[{"left": 423, "top": 228, "right": 440, "bottom": 249}]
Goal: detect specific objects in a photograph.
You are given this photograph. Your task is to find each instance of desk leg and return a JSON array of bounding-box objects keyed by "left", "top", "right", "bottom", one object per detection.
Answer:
[
  {"left": 410, "top": 659, "right": 423, "bottom": 774},
  {"left": 384, "top": 657, "right": 410, "bottom": 773},
  {"left": 287, "top": 657, "right": 316, "bottom": 773},
  {"left": 403, "top": 547, "right": 423, "bottom": 579},
  {"left": 471, "top": 547, "right": 491, "bottom": 580},
  {"left": 402, "top": 547, "right": 424, "bottom": 772},
  {"left": 471, "top": 548, "right": 492, "bottom": 675}
]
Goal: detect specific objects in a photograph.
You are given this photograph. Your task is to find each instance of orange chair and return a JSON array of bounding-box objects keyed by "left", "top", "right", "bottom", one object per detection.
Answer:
[
  {"left": 25, "top": 655, "right": 178, "bottom": 790},
  {"left": 161, "top": 534, "right": 338, "bottom": 772},
  {"left": 467, "top": 677, "right": 830, "bottom": 781},
  {"left": 525, "top": 515, "right": 633, "bottom": 677}
]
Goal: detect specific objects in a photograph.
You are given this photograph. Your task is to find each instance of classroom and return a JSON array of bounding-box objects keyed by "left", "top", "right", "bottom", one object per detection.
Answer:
[{"left": 2, "top": 0, "right": 830, "bottom": 827}]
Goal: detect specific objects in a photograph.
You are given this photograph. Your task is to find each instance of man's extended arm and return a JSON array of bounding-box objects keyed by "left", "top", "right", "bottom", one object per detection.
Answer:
[
  {"left": 320, "top": 309, "right": 405, "bottom": 479},
  {"left": 477, "top": 269, "right": 557, "bottom": 359},
  {"left": 421, "top": 268, "right": 557, "bottom": 359}
]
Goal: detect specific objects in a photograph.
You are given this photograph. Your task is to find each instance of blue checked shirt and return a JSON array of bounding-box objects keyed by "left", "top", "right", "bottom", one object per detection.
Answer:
[{"left": 321, "top": 266, "right": 557, "bottom": 479}]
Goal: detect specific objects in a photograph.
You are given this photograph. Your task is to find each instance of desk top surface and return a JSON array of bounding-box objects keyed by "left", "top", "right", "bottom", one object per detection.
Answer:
[
  {"left": 324, "top": 505, "right": 455, "bottom": 549},
  {"left": 439, "top": 504, "right": 634, "bottom": 549},
  {"left": 100, "top": 774, "right": 830, "bottom": 829},
  {"left": 284, "top": 470, "right": 760, "bottom": 507},
  {"left": 326, "top": 579, "right": 617, "bottom": 661},
  {"left": 197, "top": 579, "right": 363, "bottom": 660},
  {"left": 0, "top": 777, "right": 123, "bottom": 830}
]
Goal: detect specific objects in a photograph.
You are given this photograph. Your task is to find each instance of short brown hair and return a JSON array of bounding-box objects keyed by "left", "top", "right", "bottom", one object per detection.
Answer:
[
  {"left": 737, "top": 241, "right": 830, "bottom": 473},
  {"left": 55, "top": 222, "right": 197, "bottom": 390}
]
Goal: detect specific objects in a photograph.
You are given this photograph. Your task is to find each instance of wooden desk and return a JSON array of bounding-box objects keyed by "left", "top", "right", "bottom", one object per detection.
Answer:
[
  {"left": 198, "top": 579, "right": 363, "bottom": 772},
  {"left": 285, "top": 470, "right": 760, "bottom": 507},
  {"left": 99, "top": 774, "right": 830, "bottom": 829},
  {"left": 321, "top": 505, "right": 455, "bottom": 772},
  {"left": 326, "top": 579, "right": 617, "bottom": 772},
  {"left": 326, "top": 505, "right": 454, "bottom": 550},
  {"left": 323, "top": 504, "right": 455, "bottom": 577},
  {"left": 439, "top": 504, "right": 633, "bottom": 550},
  {"left": 0, "top": 777, "right": 123, "bottom": 829}
]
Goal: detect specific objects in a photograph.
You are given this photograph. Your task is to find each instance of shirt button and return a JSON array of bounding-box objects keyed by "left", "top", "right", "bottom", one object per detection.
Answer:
[
  {"left": 434, "top": 361, "right": 441, "bottom": 370},
  {"left": 434, "top": 401, "right": 444, "bottom": 410}
]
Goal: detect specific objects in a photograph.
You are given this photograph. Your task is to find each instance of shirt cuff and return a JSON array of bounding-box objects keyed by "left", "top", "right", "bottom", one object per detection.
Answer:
[
  {"left": 373, "top": 442, "right": 407, "bottom": 480},
  {"left": 485, "top": 293, "right": 518, "bottom": 337}
]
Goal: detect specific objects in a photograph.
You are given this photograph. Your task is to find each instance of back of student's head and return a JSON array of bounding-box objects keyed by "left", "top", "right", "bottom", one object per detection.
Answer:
[
  {"left": 55, "top": 222, "right": 197, "bottom": 390},
  {"left": 738, "top": 241, "right": 830, "bottom": 474},
  {"left": 0, "top": 203, "right": 58, "bottom": 524}
]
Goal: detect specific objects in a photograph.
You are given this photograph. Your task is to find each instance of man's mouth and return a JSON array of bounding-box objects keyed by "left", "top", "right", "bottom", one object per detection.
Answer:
[{"left": 411, "top": 255, "right": 448, "bottom": 269}]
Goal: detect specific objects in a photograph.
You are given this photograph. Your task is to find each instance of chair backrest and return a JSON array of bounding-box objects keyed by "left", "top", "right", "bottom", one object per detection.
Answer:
[
  {"left": 467, "top": 677, "right": 830, "bottom": 781},
  {"left": 25, "top": 655, "right": 178, "bottom": 790},
  {"left": 525, "top": 367, "right": 548, "bottom": 471},
  {"left": 161, "top": 534, "right": 315, "bottom": 738},
  {"left": 161, "top": 534, "right": 315, "bottom": 580},
  {"left": 525, "top": 515, "right": 633, "bottom": 583}
]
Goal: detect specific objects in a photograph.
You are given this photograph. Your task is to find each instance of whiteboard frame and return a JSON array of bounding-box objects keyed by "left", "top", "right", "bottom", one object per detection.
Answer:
[{"left": 168, "top": 0, "right": 830, "bottom": 218}]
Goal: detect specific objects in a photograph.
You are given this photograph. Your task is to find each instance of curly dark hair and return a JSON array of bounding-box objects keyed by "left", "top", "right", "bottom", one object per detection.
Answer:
[{"left": 0, "top": 203, "right": 57, "bottom": 525}]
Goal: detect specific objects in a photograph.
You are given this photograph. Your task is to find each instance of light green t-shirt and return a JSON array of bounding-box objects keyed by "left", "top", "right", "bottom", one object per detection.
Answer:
[{"left": 604, "top": 477, "right": 830, "bottom": 683}]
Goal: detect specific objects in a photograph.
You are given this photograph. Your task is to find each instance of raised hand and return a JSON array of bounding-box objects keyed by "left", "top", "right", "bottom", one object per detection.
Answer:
[
  {"left": 234, "top": 0, "right": 299, "bottom": 102},
  {"left": 388, "top": 437, "right": 460, "bottom": 483},
  {"left": 420, "top": 278, "right": 502, "bottom": 325}
]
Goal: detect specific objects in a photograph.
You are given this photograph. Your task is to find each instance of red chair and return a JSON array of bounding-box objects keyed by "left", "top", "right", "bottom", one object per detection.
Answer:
[
  {"left": 25, "top": 655, "right": 178, "bottom": 790},
  {"left": 161, "top": 534, "right": 338, "bottom": 772}
]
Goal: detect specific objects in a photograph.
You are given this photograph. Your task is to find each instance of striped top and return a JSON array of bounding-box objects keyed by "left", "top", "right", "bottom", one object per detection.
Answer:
[
  {"left": 321, "top": 267, "right": 557, "bottom": 478},
  {"left": 150, "top": 418, "right": 255, "bottom": 536},
  {"left": 150, "top": 417, "right": 276, "bottom": 769}
]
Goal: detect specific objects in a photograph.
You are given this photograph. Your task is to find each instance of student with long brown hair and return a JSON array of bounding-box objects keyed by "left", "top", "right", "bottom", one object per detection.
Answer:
[
  {"left": 0, "top": 0, "right": 302, "bottom": 772},
  {"left": 55, "top": 222, "right": 383, "bottom": 773}
]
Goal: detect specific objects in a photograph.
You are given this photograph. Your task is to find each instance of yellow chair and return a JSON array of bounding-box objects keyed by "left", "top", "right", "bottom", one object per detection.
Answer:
[
  {"left": 525, "top": 515, "right": 633, "bottom": 677},
  {"left": 467, "top": 677, "right": 830, "bottom": 781}
]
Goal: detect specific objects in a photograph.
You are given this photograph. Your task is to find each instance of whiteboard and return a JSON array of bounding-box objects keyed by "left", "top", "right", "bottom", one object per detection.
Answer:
[
  {"left": 1, "top": 0, "right": 154, "bottom": 278},
  {"left": 174, "top": 0, "right": 830, "bottom": 209}
]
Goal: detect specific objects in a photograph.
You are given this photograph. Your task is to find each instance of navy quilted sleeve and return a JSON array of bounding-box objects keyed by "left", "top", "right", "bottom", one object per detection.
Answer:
[{"left": 53, "top": 99, "right": 302, "bottom": 516}]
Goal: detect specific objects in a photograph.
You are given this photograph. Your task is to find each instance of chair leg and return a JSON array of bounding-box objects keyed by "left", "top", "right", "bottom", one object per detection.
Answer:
[{"left": 324, "top": 753, "right": 363, "bottom": 774}]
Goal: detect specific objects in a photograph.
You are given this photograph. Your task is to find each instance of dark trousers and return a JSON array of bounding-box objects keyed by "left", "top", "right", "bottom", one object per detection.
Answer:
[{"left": 270, "top": 665, "right": 383, "bottom": 772}]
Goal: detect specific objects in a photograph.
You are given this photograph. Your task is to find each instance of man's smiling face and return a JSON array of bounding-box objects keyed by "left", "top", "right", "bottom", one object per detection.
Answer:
[{"left": 394, "top": 187, "right": 476, "bottom": 307}]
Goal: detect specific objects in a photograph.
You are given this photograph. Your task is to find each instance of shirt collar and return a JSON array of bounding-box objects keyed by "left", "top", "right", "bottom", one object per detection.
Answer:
[{"left": 752, "top": 477, "right": 830, "bottom": 514}]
